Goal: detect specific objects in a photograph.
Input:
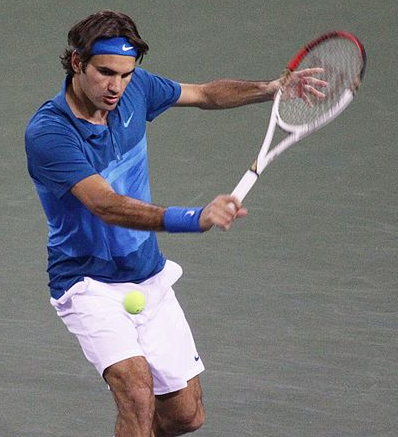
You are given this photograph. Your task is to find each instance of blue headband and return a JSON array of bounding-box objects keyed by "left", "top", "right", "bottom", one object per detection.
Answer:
[{"left": 90, "top": 37, "right": 139, "bottom": 58}]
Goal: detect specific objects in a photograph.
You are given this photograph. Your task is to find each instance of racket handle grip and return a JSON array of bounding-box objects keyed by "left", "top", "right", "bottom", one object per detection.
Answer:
[{"left": 231, "top": 170, "right": 258, "bottom": 202}]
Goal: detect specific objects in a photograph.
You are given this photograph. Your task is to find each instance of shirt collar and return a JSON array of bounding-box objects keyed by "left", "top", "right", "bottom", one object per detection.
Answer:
[{"left": 52, "top": 76, "right": 110, "bottom": 140}]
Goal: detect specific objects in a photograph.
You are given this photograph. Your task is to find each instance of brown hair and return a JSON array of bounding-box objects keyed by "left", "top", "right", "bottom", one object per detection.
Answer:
[{"left": 60, "top": 10, "right": 149, "bottom": 76}]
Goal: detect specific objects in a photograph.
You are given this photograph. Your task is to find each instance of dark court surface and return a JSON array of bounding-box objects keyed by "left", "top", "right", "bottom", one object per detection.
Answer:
[{"left": 1, "top": 1, "right": 397, "bottom": 436}]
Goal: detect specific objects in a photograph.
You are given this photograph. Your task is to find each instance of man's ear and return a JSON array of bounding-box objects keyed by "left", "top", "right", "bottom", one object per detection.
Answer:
[{"left": 71, "top": 50, "right": 83, "bottom": 74}]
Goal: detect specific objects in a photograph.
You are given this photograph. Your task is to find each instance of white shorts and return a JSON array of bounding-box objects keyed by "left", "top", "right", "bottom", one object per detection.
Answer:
[{"left": 50, "top": 261, "right": 205, "bottom": 395}]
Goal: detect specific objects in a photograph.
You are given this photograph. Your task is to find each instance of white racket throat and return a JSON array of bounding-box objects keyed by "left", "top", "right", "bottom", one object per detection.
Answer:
[{"left": 232, "top": 87, "right": 355, "bottom": 203}]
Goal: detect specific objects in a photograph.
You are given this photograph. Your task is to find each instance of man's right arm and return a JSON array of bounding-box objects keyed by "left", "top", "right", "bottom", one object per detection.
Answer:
[
  {"left": 71, "top": 174, "right": 247, "bottom": 232},
  {"left": 71, "top": 174, "right": 165, "bottom": 231}
]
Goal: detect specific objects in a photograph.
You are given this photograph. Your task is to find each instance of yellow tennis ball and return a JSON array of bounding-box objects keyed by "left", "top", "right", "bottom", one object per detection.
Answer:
[{"left": 123, "top": 291, "right": 146, "bottom": 314}]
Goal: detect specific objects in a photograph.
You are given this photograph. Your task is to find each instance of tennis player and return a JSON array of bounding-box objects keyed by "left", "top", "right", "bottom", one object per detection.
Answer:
[{"left": 25, "top": 10, "right": 326, "bottom": 437}]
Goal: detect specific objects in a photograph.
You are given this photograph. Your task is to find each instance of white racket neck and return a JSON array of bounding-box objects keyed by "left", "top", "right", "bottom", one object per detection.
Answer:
[
  {"left": 259, "top": 91, "right": 282, "bottom": 160},
  {"left": 231, "top": 169, "right": 258, "bottom": 202},
  {"left": 258, "top": 88, "right": 354, "bottom": 173},
  {"left": 231, "top": 91, "right": 282, "bottom": 202},
  {"left": 231, "top": 88, "right": 354, "bottom": 203}
]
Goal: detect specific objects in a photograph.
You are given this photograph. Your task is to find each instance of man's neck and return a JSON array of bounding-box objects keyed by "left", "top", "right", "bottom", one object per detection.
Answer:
[{"left": 65, "top": 77, "right": 108, "bottom": 125}]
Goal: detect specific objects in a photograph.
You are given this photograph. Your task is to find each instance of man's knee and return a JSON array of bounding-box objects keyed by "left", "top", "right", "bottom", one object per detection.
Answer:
[
  {"left": 181, "top": 401, "right": 205, "bottom": 433},
  {"left": 157, "top": 398, "right": 205, "bottom": 436}
]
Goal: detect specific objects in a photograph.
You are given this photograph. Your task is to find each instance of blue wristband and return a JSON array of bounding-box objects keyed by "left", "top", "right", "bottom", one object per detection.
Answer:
[{"left": 163, "top": 207, "right": 204, "bottom": 233}]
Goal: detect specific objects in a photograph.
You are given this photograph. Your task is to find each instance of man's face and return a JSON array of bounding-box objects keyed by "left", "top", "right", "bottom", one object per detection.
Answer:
[{"left": 76, "top": 54, "right": 136, "bottom": 111}]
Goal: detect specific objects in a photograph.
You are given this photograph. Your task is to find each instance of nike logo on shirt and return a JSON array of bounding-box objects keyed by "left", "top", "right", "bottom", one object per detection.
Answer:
[{"left": 123, "top": 112, "right": 134, "bottom": 128}]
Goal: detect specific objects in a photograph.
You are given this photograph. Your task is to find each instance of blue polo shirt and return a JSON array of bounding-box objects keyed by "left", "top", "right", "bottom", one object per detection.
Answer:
[{"left": 25, "top": 68, "right": 181, "bottom": 299}]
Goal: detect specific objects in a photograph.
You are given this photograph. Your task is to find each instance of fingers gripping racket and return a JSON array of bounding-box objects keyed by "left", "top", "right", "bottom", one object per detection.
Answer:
[{"left": 232, "top": 31, "right": 366, "bottom": 202}]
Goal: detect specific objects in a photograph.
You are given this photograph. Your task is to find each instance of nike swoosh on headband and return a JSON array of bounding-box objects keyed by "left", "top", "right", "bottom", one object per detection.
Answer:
[{"left": 122, "top": 44, "right": 134, "bottom": 51}]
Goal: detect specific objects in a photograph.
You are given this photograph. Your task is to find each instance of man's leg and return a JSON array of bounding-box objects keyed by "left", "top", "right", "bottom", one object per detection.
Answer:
[
  {"left": 105, "top": 359, "right": 204, "bottom": 437},
  {"left": 104, "top": 356, "right": 156, "bottom": 437},
  {"left": 153, "top": 375, "right": 205, "bottom": 437}
]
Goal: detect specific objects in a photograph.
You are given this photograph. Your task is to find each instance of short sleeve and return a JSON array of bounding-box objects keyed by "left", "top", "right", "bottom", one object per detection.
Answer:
[
  {"left": 133, "top": 69, "right": 181, "bottom": 122},
  {"left": 25, "top": 122, "right": 97, "bottom": 199}
]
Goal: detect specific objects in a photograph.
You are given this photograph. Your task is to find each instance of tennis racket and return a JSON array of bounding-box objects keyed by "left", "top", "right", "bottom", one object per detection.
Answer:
[{"left": 231, "top": 31, "right": 366, "bottom": 202}]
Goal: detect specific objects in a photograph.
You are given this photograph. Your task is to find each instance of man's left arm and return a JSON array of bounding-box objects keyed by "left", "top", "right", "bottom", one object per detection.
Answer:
[
  {"left": 175, "top": 79, "right": 279, "bottom": 109},
  {"left": 175, "top": 68, "right": 327, "bottom": 109}
]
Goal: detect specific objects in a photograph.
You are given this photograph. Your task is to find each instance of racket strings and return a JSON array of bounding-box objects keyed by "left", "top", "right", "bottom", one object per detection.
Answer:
[{"left": 279, "top": 37, "right": 364, "bottom": 126}]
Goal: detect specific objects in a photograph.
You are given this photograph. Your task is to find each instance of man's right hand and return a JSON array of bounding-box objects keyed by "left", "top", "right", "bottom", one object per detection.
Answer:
[{"left": 199, "top": 195, "right": 248, "bottom": 231}]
